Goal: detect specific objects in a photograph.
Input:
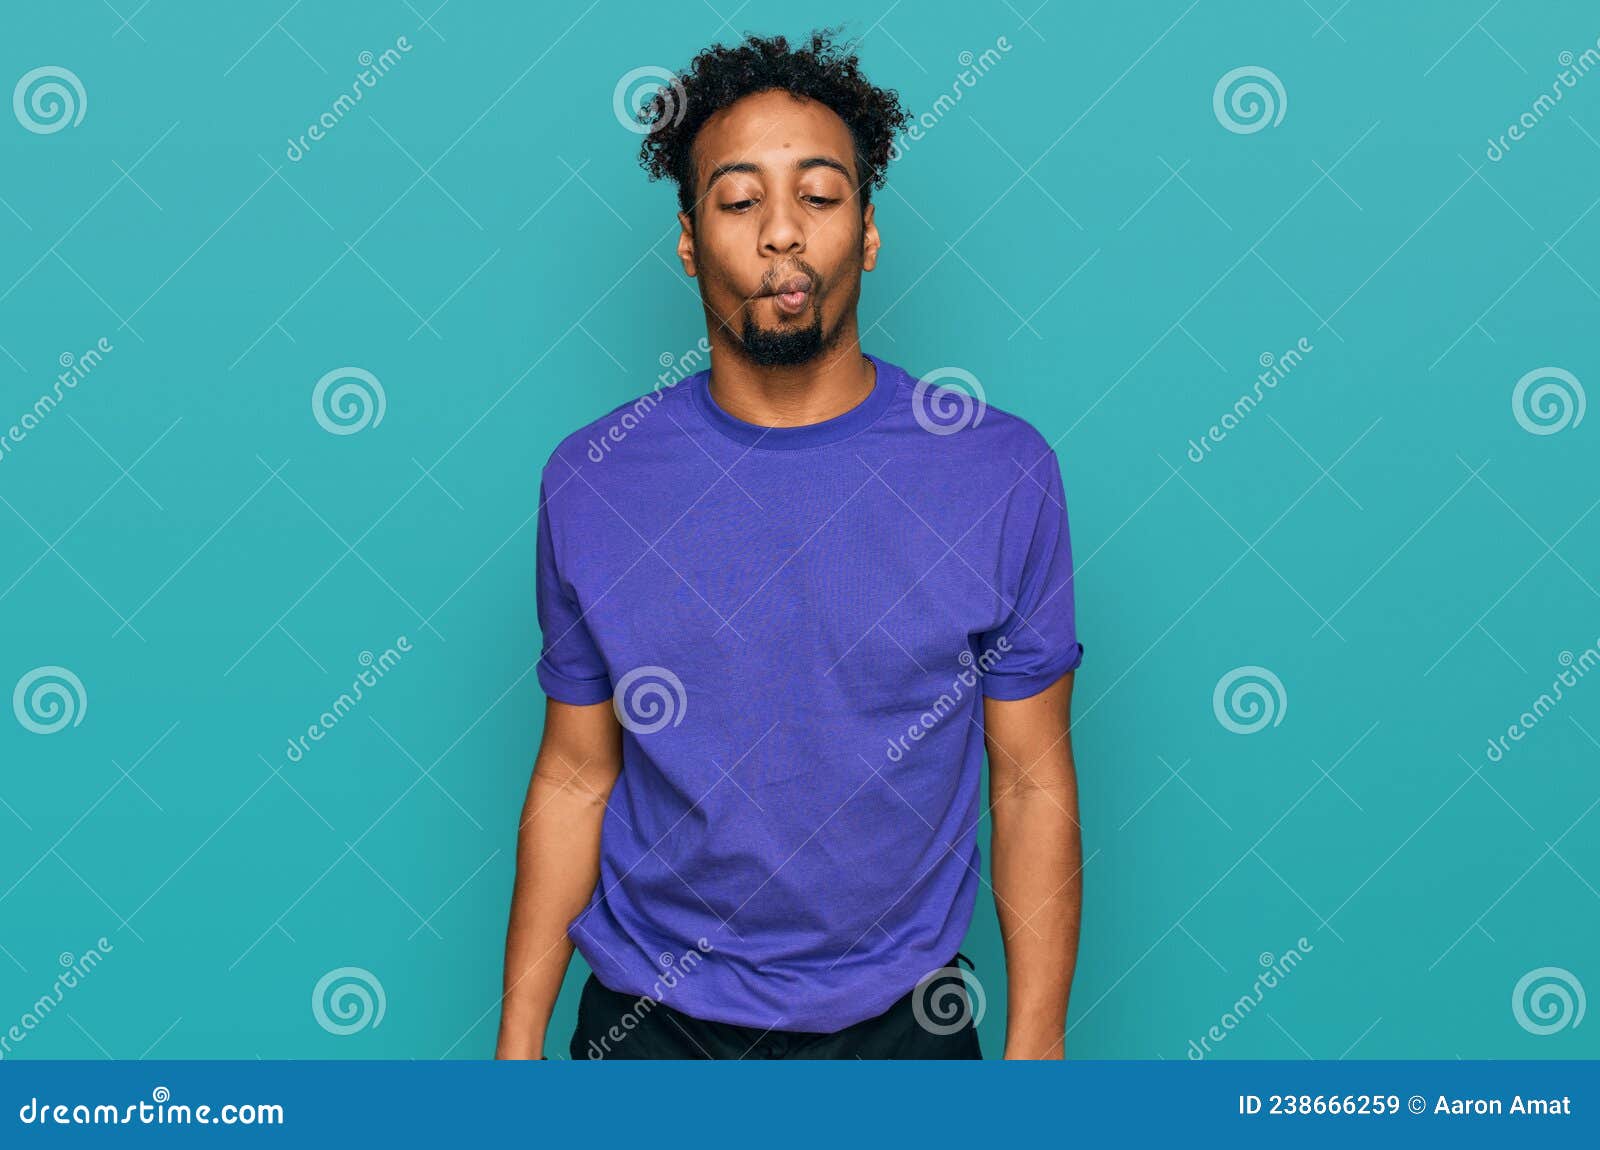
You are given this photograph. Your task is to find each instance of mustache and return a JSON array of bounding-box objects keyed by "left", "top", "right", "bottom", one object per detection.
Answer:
[{"left": 752, "top": 261, "right": 821, "bottom": 298}]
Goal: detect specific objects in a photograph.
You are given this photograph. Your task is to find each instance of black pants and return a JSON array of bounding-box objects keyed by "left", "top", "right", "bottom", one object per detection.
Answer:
[{"left": 570, "top": 952, "right": 983, "bottom": 1060}]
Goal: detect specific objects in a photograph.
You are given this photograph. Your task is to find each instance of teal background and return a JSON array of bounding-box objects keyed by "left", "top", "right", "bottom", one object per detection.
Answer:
[{"left": 2, "top": 0, "right": 1597, "bottom": 1060}]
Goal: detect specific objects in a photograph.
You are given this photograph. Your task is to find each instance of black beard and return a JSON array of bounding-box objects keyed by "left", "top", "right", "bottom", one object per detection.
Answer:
[{"left": 739, "top": 300, "right": 827, "bottom": 366}]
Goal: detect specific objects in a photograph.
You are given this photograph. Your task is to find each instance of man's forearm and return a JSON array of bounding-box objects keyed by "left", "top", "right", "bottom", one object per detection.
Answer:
[
  {"left": 990, "top": 778, "right": 1083, "bottom": 1059},
  {"left": 494, "top": 770, "right": 611, "bottom": 1059}
]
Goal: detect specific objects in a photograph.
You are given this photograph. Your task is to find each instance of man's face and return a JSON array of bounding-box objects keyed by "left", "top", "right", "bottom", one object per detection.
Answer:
[{"left": 676, "top": 88, "right": 880, "bottom": 366}]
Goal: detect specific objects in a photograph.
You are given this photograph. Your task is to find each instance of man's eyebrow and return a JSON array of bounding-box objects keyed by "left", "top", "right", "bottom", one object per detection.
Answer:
[
  {"left": 703, "top": 155, "right": 855, "bottom": 195},
  {"left": 796, "top": 155, "right": 853, "bottom": 181}
]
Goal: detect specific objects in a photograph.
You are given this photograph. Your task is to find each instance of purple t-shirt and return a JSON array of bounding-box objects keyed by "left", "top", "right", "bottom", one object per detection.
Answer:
[{"left": 535, "top": 351, "right": 1082, "bottom": 1032}]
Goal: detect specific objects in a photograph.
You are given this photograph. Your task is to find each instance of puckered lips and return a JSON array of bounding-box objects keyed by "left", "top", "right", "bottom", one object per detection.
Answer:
[{"left": 759, "top": 272, "right": 813, "bottom": 317}]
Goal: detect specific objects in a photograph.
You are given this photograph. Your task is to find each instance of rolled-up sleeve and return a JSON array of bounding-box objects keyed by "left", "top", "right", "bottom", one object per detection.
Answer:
[
  {"left": 535, "top": 474, "right": 613, "bottom": 705},
  {"left": 979, "top": 445, "right": 1083, "bottom": 700}
]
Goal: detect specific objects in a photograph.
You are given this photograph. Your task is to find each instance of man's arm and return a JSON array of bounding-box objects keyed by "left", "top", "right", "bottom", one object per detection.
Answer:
[
  {"left": 494, "top": 697, "right": 622, "bottom": 1059},
  {"left": 983, "top": 669, "right": 1081, "bottom": 1060}
]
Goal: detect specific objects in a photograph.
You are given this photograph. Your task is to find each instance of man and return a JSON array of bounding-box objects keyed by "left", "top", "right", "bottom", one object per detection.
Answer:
[{"left": 495, "top": 28, "right": 1083, "bottom": 1060}]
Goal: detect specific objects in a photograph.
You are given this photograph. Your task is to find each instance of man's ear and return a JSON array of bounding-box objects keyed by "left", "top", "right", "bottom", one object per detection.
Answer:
[
  {"left": 676, "top": 209, "right": 697, "bottom": 277},
  {"left": 861, "top": 201, "right": 880, "bottom": 273}
]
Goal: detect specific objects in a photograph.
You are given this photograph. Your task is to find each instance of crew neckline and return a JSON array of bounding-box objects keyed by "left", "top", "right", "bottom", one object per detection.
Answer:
[{"left": 690, "top": 351, "right": 900, "bottom": 450}]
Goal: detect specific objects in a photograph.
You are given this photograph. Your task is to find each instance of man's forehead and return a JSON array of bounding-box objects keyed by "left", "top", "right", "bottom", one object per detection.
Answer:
[{"left": 694, "top": 91, "right": 856, "bottom": 175}]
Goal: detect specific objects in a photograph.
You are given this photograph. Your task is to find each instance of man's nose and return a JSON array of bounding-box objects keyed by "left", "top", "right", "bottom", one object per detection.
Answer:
[{"left": 759, "top": 199, "right": 805, "bottom": 254}]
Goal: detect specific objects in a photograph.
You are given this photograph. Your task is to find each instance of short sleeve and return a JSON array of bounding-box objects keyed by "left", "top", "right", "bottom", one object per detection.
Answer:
[
  {"left": 979, "top": 446, "right": 1083, "bottom": 700},
  {"left": 535, "top": 474, "right": 614, "bottom": 704}
]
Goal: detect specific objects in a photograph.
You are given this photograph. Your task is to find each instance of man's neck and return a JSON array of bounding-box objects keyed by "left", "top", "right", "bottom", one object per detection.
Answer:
[{"left": 705, "top": 325, "right": 876, "bottom": 429}]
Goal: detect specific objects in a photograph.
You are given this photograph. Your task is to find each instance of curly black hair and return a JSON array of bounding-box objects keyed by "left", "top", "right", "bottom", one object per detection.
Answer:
[{"left": 635, "top": 27, "right": 910, "bottom": 218}]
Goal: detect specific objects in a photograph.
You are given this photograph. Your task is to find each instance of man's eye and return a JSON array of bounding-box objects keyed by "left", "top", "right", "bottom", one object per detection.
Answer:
[
  {"left": 805, "top": 196, "right": 839, "bottom": 207},
  {"left": 722, "top": 199, "right": 758, "bottom": 212}
]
